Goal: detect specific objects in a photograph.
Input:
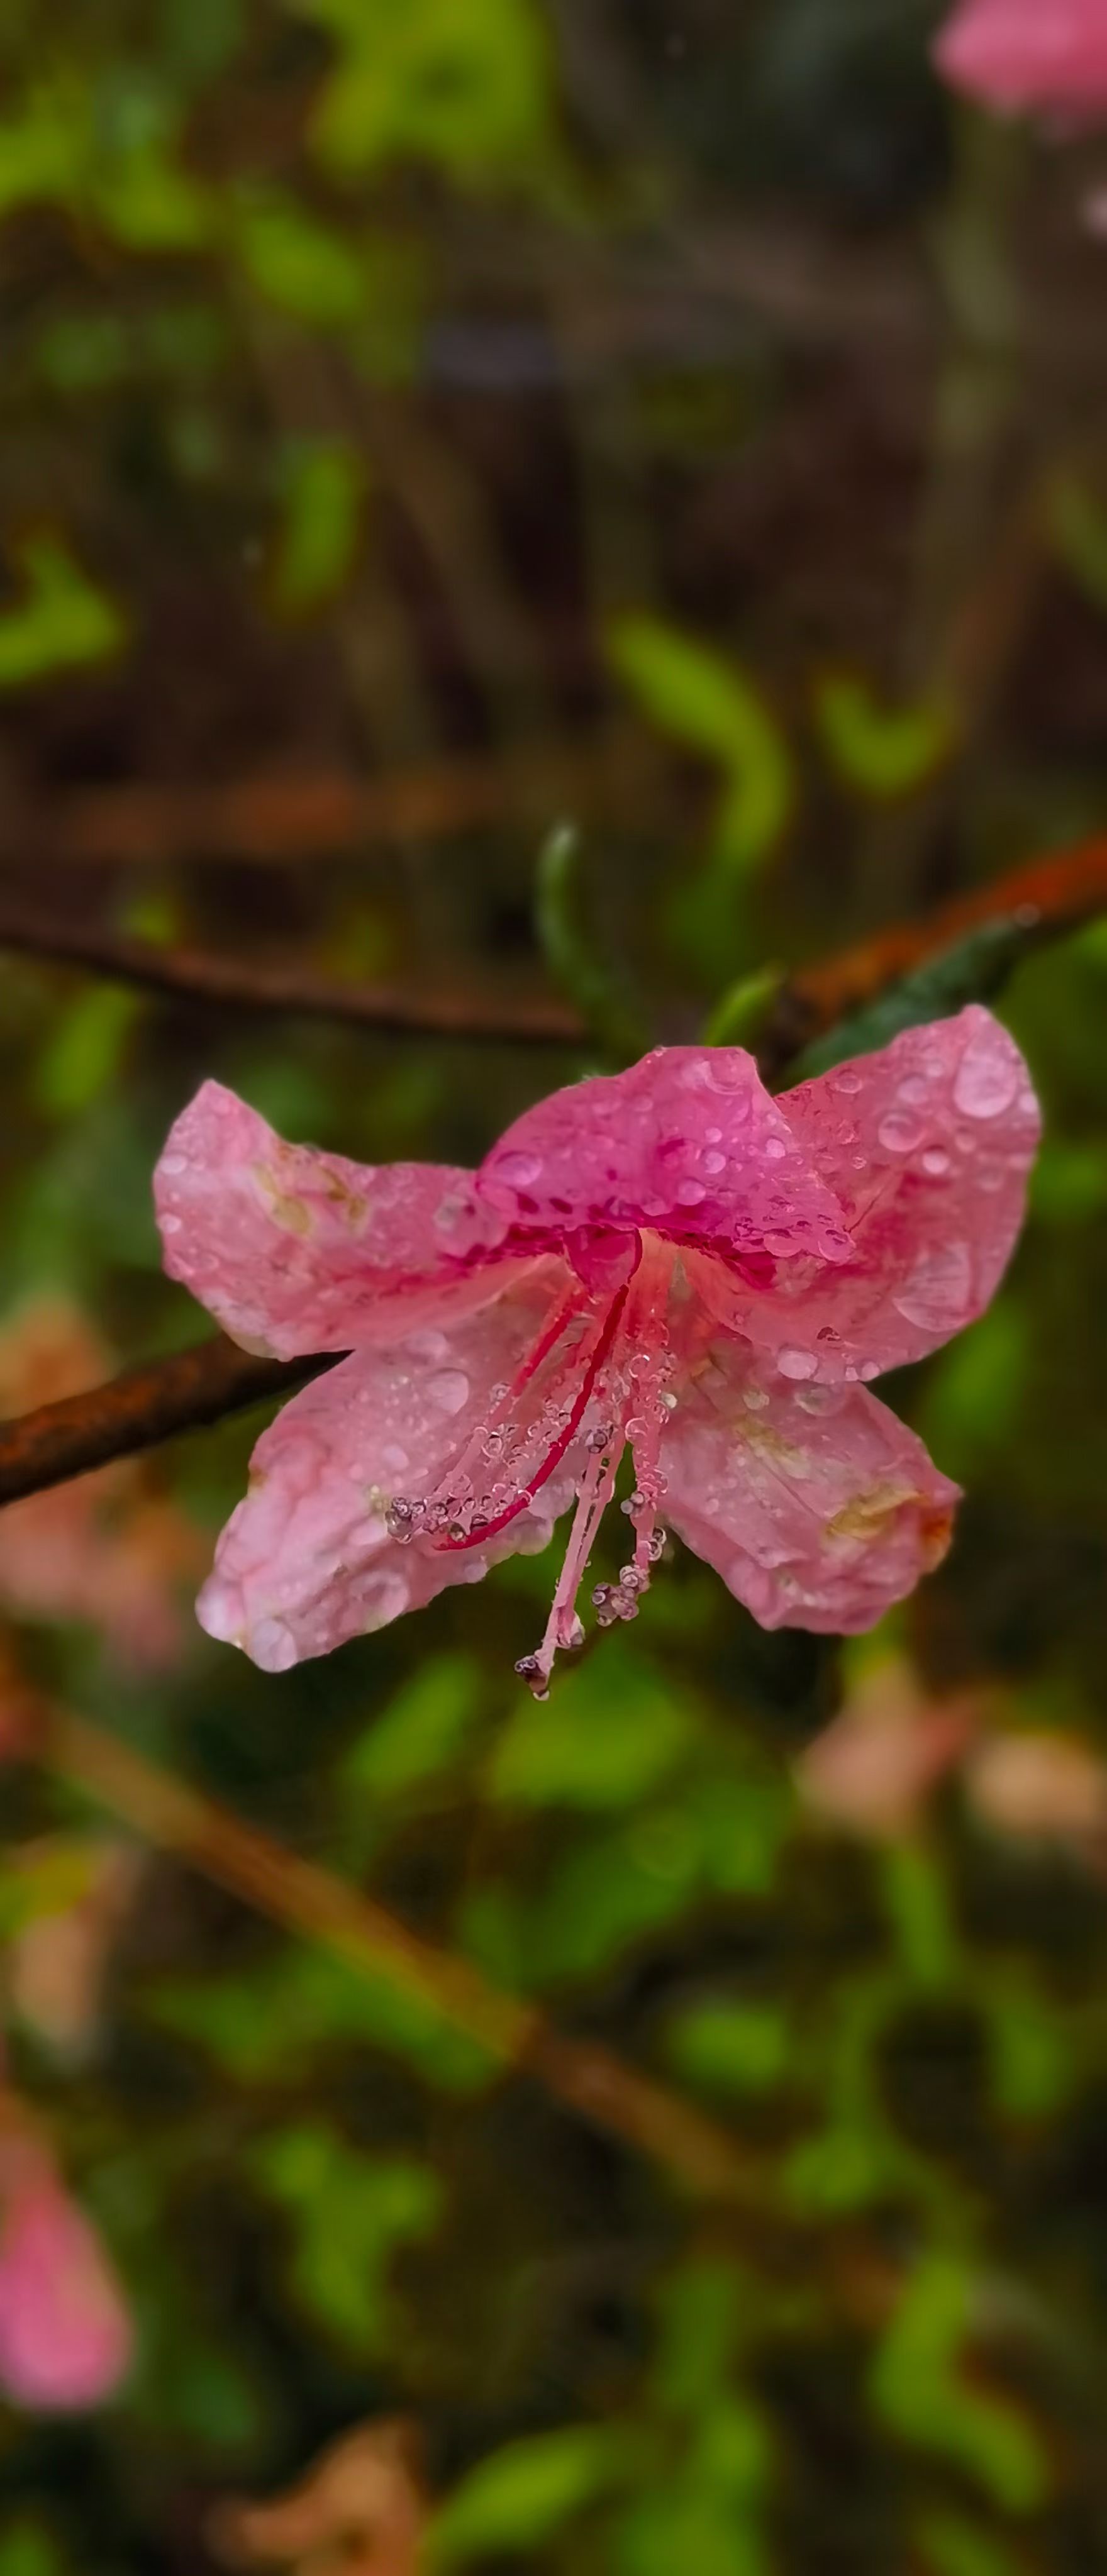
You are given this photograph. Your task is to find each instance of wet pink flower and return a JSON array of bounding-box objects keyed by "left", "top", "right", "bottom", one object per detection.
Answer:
[
  {"left": 0, "top": 2131, "right": 132, "bottom": 2410},
  {"left": 155, "top": 1009, "right": 1039, "bottom": 1692},
  {"left": 934, "top": 0, "right": 1107, "bottom": 119}
]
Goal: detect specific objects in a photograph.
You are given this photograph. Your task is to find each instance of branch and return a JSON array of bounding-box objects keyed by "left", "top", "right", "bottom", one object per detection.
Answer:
[
  {"left": 0, "top": 1336, "right": 332, "bottom": 1506},
  {"left": 34, "top": 1698, "right": 759, "bottom": 2209},
  {"left": 757, "top": 826, "right": 1107, "bottom": 1072},
  {"left": 0, "top": 906, "right": 586, "bottom": 1050}
]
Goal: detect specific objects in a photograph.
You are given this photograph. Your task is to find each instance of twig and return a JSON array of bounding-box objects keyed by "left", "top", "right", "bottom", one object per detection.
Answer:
[
  {"left": 38, "top": 1702, "right": 757, "bottom": 2207},
  {"left": 0, "top": 908, "right": 586, "bottom": 1049},
  {"left": 0, "top": 1337, "right": 332, "bottom": 1506},
  {"left": 11, "top": 738, "right": 645, "bottom": 867},
  {"left": 757, "top": 827, "right": 1107, "bottom": 1074}
]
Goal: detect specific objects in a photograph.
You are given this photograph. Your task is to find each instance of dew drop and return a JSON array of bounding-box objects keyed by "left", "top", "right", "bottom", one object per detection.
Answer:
[
  {"left": 496, "top": 1148, "right": 543, "bottom": 1189},
  {"left": 251, "top": 1617, "right": 298, "bottom": 1674},
  {"left": 763, "top": 1135, "right": 787, "bottom": 1162},
  {"left": 676, "top": 1177, "right": 706, "bottom": 1206},
  {"left": 428, "top": 1368, "right": 470, "bottom": 1416},
  {"left": 892, "top": 1241, "right": 972, "bottom": 1333},
  {"left": 877, "top": 1109, "right": 925, "bottom": 1154},
  {"left": 382, "top": 1442, "right": 410, "bottom": 1474},
  {"left": 953, "top": 1036, "right": 1019, "bottom": 1121},
  {"left": 160, "top": 1154, "right": 188, "bottom": 1177},
  {"left": 897, "top": 1075, "right": 928, "bottom": 1107},
  {"left": 161, "top": 1214, "right": 183, "bottom": 1236},
  {"left": 359, "top": 1569, "right": 409, "bottom": 1628},
  {"left": 921, "top": 1148, "right": 950, "bottom": 1177},
  {"left": 701, "top": 1150, "right": 727, "bottom": 1176},
  {"left": 833, "top": 1069, "right": 863, "bottom": 1096},
  {"left": 778, "top": 1346, "right": 818, "bottom": 1382}
]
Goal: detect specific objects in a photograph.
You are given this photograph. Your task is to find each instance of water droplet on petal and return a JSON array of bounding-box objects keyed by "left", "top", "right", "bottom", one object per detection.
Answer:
[
  {"left": 892, "top": 1240, "right": 973, "bottom": 1333},
  {"left": 496, "top": 1148, "right": 543, "bottom": 1189},
  {"left": 251, "top": 1617, "right": 298, "bottom": 1674},
  {"left": 428, "top": 1368, "right": 470, "bottom": 1416},
  {"left": 921, "top": 1148, "right": 950, "bottom": 1177},
  {"left": 676, "top": 1177, "right": 706, "bottom": 1206},
  {"left": 162, "top": 1214, "right": 183, "bottom": 1236},
  {"left": 877, "top": 1109, "right": 925, "bottom": 1153},
  {"left": 161, "top": 1154, "right": 188, "bottom": 1177},
  {"left": 359, "top": 1570, "right": 409, "bottom": 1628},
  {"left": 898, "top": 1075, "right": 928, "bottom": 1107},
  {"left": 382, "top": 1442, "right": 410, "bottom": 1474},
  {"left": 778, "top": 1346, "right": 819, "bottom": 1382},
  {"left": 701, "top": 1150, "right": 727, "bottom": 1175},
  {"left": 953, "top": 1035, "right": 1019, "bottom": 1120},
  {"left": 833, "top": 1069, "right": 863, "bottom": 1095}
]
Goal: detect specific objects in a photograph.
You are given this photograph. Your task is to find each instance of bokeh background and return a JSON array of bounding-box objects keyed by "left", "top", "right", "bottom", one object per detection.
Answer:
[{"left": 3, "top": 2, "right": 1107, "bottom": 2570}]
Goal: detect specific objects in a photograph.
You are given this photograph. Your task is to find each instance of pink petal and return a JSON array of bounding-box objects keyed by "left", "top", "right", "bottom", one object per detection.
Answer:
[
  {"left": 197, "top": 1276, "right": 582, "bottom": 1670},
  {"left": 705, "top": 1006, "right": 1040, "bottom": 1382},
  {"left": 0, "top": 2155, "right": 132, "bottom": 2411},
  {"left": 662, "top": 1343, "right": 960, "bottom": 1634},
  {"left": 155, "top": 1082, "right": 513, "bottom": 1360},
  {"left": 477, "top": 1045, "right": 854, "bottom": 1274},
  {"left": 935, "top": 0, "right": 1107, "bottom": 114}
]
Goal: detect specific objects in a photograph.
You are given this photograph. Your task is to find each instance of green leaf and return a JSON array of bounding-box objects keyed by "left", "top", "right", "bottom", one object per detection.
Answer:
[
  {"left": 341, "top": 1653, "right": 485, "bottom": 1808},
  {"left": 234, "top": 189, "right": 366, "bottom": 326},
  {"left": 272, "top": 438, "right": 366, "bottom": 614},
  {"left": 703, "top": 965, "right": 785, "bottom": 1050},
  {"left": 917, "top": 2510, "right": 1025, "bottom": 2576},
  {"left": 872, "top": 2253, "right": 1050, "bottom": 2511},
  {"left": 253, "top": 2127, "right": 441, "bottom": 2354},
  {"left": 814, "top": 672, "right": 956, "bottom": 799},
  {"left": 609, "top": 616, "right": 792, "bottom": 877},
  {"left": 0, "top": 2524, "right": 68, "bottom": 2576},
  {"left": 33, "top": 987, "right": 142, "bottom": 1118},
  {"left": 491, "top": 1645, "right": 694, "bottom": 1809},
  {"left": 0, "top": 535, "right": 127, "bottom": 688},
  {"left": 295, "top": 0, "right": 557, "bottom": 190},
  {"left": 534, "top": 822, "right": 647, "bottom": 1066},
  {"left": 786, "top": 920, "right": 1037, "bottom": 1084},
  {"left": 664, "top": 1999, "right": 787, "bottom": 2099},
  {"left": 429, "top": 2424, "right": 632, "bottom": 2565}
]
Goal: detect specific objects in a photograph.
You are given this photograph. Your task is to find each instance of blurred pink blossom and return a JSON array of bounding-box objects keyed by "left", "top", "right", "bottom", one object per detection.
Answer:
[
  {"left": 935, "top": 0, "right": 1107, "bottom": 120},
  {"left": 0, "top": 2125, "right": 132, "bottom": 2411},
  {"left": 796, "top": 1653, "right": 984, "bottom": 1841},
  {"left": 966, "top": 1728, "right": 1107, "bottom": 1857},
  {"left": 156, "top": 1010, "right": 1038, "bottom": 1690},
  {"left": 0, "top": 1298, "right": 203, "bottom": 1670}
]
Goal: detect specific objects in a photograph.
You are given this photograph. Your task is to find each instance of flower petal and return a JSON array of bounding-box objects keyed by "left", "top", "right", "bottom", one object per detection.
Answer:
[
  {"left": 156, "top": 1082, "right": 511, "bottom": 1360},
  {"left": 709, "top": 1006, "right": 1040, "bottom": 1381},
  {"left": 478, "top": 1045, "right": 853, "bottom": 1270},
  {"left": 197, "top": 1282, "right": 580, "bottom": 1670},
  {"left": 935, "top": 0, "right": 1107, "bottom": 114},
  {"left": 0, "top": 2154, "right": 132, "bottom": 2411},
  {"left": 662, "top": 1344, "right": 960, "bottom": 1634}
]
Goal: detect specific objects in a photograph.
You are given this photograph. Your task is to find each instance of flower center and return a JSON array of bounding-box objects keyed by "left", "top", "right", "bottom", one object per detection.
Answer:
[{"left": 387, "top": 1233, "right": 683, "bottom": 1697}]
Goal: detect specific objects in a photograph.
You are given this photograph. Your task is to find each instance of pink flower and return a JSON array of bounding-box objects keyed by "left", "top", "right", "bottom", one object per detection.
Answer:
[
  {"left": 155, "top": 1010, "right": 1038, "bottom": 1692},
  {"left": 934, "top": 0, "right": 1107, "bottom": 119},
  {"left": 0, "top": 2134, "right": 132, "bottom": 2410}
]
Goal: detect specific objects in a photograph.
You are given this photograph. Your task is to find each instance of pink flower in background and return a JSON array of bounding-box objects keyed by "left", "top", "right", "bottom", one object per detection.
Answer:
[
  {"left": 0, "top": 1298, "right": 203, "bottom": 1671},
  {"left": 0, "top": 2131, "right": 132, "bottom": 2410},
  {"left": 156, "top": 1009, "right": 1038, "bottom": 1692},
  {"left": 796, "top": 1652, "right": 984, "bottom": 1842},
  {"left": 935, "top": 0, "right": 1107, "bottom": 119}
]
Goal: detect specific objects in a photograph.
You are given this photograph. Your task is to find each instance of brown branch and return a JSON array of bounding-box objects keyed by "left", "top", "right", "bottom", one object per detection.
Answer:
[
  {"left": 0, "top": 1336, "right": 331, "bottom": 1506},
  {"left": 0, "top": 906, "right": 586, "bottom": 1048},
  {"left": 11, "top": 735, "right": 648, "bottom": 868},
  {"left": 757, "top": 827, "right": 1107, "bottom": 1070},
  {"left": 36, "top": 1699, "right": 758, "bottom": 2208}
]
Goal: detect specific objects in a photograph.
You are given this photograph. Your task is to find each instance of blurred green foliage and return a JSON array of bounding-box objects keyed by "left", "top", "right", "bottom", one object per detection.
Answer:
[{"left": 2, "top": 3, "right": 1107, "bottom": 2574}]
